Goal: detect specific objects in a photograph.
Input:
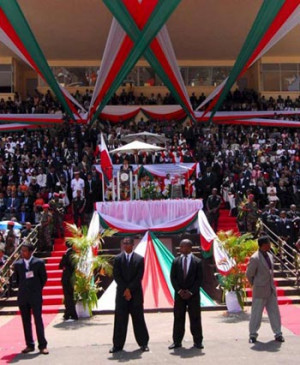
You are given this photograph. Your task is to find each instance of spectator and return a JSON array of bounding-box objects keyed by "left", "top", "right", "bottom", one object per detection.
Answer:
[
  {"left": 38, "top": 204, "right": 52, "bottom": 252},
  {"left": 4, "top": 221, "right": 17, "bottom": 256},
  {"left": 72, "top": 190, "right": 86, "bottom": 227},
  {"left": 20, "top": 222, "right": 33, "bottom": 239},
  {"left": 71, "top": 170, "right": 85, "bottom": 199}
]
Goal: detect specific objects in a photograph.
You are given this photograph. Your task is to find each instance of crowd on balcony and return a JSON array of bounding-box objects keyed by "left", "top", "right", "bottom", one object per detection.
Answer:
[{"left": 1, "top": 88, "right": 300, "bottom": 114}]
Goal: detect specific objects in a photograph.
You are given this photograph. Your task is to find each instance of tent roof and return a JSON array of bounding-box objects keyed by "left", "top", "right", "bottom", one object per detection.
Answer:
[{"left": 110, "top": 140, "right": 164, "bottom": 154}]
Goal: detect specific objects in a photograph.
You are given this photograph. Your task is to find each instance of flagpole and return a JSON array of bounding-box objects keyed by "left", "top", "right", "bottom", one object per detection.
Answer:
[
  {"left": 102, "top": 173, "right": 105, "bottom": 201},
  {"left": 112, "top": 176, "right": 116, "bottom": 201}
]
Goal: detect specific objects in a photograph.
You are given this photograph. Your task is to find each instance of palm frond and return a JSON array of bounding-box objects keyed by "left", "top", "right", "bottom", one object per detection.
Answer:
[
  {"left": 217, "top": 231, "right": 258, "bottom": 309},
  {"left": 69, "top": 223, "right": 114, "bottom": 315}
]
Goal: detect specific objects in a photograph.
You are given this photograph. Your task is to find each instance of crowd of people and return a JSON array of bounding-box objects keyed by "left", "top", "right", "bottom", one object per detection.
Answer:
[
  {"left": 0, "top": 89, "right": 299, "bottom": 259},
  {"left": 1, "top": 88, "right": 300, "bottom": 114},
  {"left": 0, "top": 88, "right": 299, "bottom": 357}
]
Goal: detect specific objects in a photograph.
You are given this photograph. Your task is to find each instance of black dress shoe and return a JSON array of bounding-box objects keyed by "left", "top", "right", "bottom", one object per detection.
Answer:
[
  {"left": 21, "top": 347, "right": 35, "bottom": 354},
  {"left": 109, "top": 347, "right": 122, "bottom": 353},
  {"left": 141, "top": 345, "right": 149, "bottom": 352},
  {"left": 249, "top": 337, "right": 257, "bottom": 344},
  {"left": 168, "top": 343, "right": 182, "bottom": 350},
  {"left": 39, "top": 348, "right": 49, "bottom": 355},
  {"left": 194, "top": 343, "right": 204, "bottom": 349},
  {"left": 275, "top": 335, "right": 285, "bottom": 342}
]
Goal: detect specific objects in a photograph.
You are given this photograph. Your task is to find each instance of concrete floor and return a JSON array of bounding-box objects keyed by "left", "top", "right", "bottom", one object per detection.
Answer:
[
  {"left": 4, "top": 308, "right": 300, "bottom": 365},
  {"left": 0, "top": 311, "right": 300, "bottom": 365}
]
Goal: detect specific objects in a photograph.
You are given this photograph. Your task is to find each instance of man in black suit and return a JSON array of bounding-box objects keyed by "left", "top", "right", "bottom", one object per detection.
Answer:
[
  {"left": 84, "top": 172, "right": 100, "bottom": 223},
  {"left": 206, "top": 188, "right": 222, "bottom": 232},
  {"left": 110, "top": 237, "right": 149, "bottom": 353},
  {"left": 277, "top": 210, "right": 295, "bottom": 263},
  {"left": 46, "top": 165, "right": 58, "bottom": 191},
  {"left": 59, "top": 242, "right": 78, "bottom": 321},
  {"left": 13, "top": 243, "right": 49, "bottom": 355},
  {"left": 169, "top": 239, "right": 203, "bottom": 350}
]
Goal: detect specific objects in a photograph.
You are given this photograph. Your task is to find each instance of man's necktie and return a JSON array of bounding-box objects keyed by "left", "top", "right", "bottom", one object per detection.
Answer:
[
  {"left": 263, "top": 252, "right": 272, "bottom": 269},
  {"left": 183, "top": 256, "right": 188, "bottom": 279},
  {"left": 126, "top": 254, "right": 130, "bottom": 267}
]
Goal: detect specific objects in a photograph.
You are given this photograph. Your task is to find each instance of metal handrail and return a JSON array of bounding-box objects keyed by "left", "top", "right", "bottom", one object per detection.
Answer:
[
  {"left": 258, "top": 219, "right": 299, "bottom": 287},
  {"left": 0, "top": 222, "right": 41, "bottom": 298}
]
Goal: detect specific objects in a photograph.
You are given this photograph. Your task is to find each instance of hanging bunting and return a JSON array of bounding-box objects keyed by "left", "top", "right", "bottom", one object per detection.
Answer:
[
  {"left": 97, "top": 232, "right": 215, "bottom": 310},
  {"left": 89, "top": 0, "right": 187, "bottom": 124},
  {"left": 103, "top": 0, "right": 194, "bottom": 121},
  {"left": 0, "top": 0, "right": 76, "bottom": 119},
  {"left": 205, "top": 0, "right": 297, "bottom": 121}
]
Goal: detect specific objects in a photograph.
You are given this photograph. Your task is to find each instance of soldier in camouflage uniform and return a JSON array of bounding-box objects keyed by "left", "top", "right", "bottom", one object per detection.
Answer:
[
  {"left": 38, "top": 204, "right": 53, "bottom": 251},
  {"left": 49, "top": 193, "right": 65, "bottom": 238},
  {"left": 243, "top": 194, "right": 260, "bottom": 234}
]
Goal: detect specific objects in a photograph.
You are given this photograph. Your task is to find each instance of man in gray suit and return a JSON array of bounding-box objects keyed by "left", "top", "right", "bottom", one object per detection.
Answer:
[{"left": 246, "top": 236, "right": 284, "bottom": 344}]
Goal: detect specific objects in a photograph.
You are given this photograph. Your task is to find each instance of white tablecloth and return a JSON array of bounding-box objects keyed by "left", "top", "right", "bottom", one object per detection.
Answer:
[{"left": 95, "top": 199, "right": 203, "bottom": 228}]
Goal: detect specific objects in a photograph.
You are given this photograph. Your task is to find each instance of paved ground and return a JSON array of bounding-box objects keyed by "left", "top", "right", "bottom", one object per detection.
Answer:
[{"left": 6, "top": 307, "right": 300, "bottom": 364}]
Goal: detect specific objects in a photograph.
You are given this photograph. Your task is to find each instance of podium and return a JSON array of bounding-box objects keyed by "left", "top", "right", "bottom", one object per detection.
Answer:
[
  {"left": 117, "top": 170, "right": 139, "bottom": 200},
  {"left": 171, "top": 183, "right": 183, "bottom": 199}
]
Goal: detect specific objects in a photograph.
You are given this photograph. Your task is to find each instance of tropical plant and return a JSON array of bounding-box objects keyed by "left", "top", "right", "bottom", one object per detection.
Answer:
[
  {"left": 65, "top": 223, "right": 115, "bottom": 316},
  {"left": 215, "top": 230, "right": 258, "bottom": 309},
  {"left": 141, "top": 182, "right": 159, "bottom": 200}
]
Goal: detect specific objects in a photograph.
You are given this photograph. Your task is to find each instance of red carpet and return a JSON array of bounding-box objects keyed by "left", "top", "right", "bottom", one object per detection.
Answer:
[
  {"left": 280, "top": 304, "right": 300, "bottom": 336},
  {"left": 218, "top": 208, "right": 239, "bottom": 233},
  {"left": 0, "top": 218, "right": 72, "bottom": 362},
  {"left": 0, "top": 313, "right": 57, "bottom": 363}
]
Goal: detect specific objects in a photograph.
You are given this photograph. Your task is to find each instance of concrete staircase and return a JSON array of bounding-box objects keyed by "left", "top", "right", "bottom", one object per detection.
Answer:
[
  {"left": 245, "top": 262, "right": 300, "bottom": 306},
  {"left": 218, "top": 207, "right": 239, "bottom": 233}
]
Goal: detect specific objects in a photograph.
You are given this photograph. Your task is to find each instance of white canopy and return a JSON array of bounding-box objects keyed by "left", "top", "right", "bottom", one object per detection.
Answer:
[{"left": 110, "top": 140, "right": 165, "bottom": 154}]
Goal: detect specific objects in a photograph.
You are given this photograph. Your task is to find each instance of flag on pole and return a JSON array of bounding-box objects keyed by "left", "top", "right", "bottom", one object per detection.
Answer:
[{"left": 100, "top": 133, "right": 113, "bottom": 182}]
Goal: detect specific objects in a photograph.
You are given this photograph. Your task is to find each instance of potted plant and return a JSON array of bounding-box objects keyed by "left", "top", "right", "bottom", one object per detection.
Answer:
[
  {"left": 215, "top": 231, "right": 258, "bottom": 312},
  {"left": 65, "top": 223, "right": 114, "bottom": 317}
]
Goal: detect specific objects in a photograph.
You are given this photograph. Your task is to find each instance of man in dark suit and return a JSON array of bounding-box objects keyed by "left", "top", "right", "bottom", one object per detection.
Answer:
[
  {"left": 195, "top": 172, "right": 205, "bottom": 199},
  {"left": 84, "top": 172, "right": 100, "bottom": 223},
  {"left": 169, "top": 239, "right": 204, "bottom": 350},
  {"left": 13, "top": 243, "right": 49, "bottom": 354},
  {"left": 110, "top": 237, "right": 149, "bottom": 353},
  {"left": 277, "top": 210, "right": 295, "bottom": 264},
  {"left": 46, "top": 165, "right": 58, "bottom": 191},
  {"left": 206, "top": 188, "right": 222, "bottom": 232},
  {"left": 246, "top": 236, "right": 284, "bottom": 343},
  {"left": 18, "top": 204, "right": 33, "bottom": 225},
  {"left": 5, "top": 191, "right": 21, "bottom": 216},
  {"left": 0, "top": 191, "right": 7, "bottom": 219},
  {"left": 72, "top": 189, "right": 86, "bottom": 227},
  {"left": 202, "top": 167, "right": 217, "bottom": 205},
  {"left": 20, "top": 222, "right": 33, "bottom": 239},
  {"left": 59, "top": 242, "right": 78, "bottom": 321}
]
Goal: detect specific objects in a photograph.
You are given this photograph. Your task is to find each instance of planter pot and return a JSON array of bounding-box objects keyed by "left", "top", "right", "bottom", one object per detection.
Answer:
[
  {"left": 225, "top": 291, "right": 242, "bottom": 313},
  {"left": 76, "top": 301, "right": 91, "bottom": 318}
]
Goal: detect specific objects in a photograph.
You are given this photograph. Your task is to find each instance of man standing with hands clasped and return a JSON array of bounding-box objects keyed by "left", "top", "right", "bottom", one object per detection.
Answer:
[
  {"left": 110, "top": 237, "right": 149, "bottom": 353},
  {"left": 13, "top": 243, "right": 49, "bottom": 355},
  {"left": 246, "top": 235, "right": 284, "bottom": 344},
  {"left": 169, "top": 239, "right": 204, "bottom": 350}
]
